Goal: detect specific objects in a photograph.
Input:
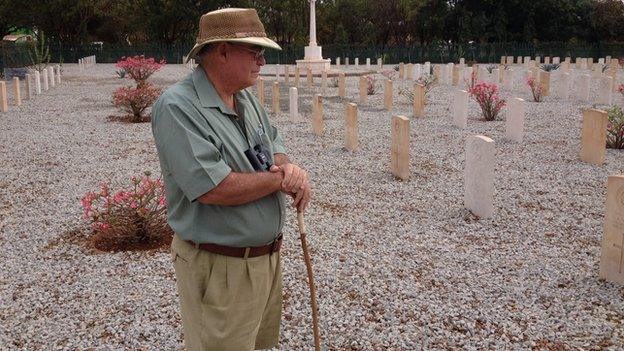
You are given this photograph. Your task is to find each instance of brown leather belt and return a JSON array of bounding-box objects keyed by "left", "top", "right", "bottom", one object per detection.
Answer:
[{"left": 186, "top": 234, "right": 282, "bottom": 258}]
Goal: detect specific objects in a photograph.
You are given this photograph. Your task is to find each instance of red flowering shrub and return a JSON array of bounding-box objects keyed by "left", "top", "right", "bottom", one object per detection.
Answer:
[
  {"left": 617, "top": 84, "right": 624, "bottom": 98},
  {"left": 527, "top": 77, "right": 543, "bottom": 102},
  {"left": 112, "top": 83, "right": 162, "bottom": 122},
  {"left": 115, "top": 55, "right": 166, "bottom": 86},
  {"left": 81, "top": 172, "right": 172, "bottom": 251},
  {"left": 468, "top": 82, "right": 506, "bottom": 121},
  {"left": 366, "top": 75, "right": 376, "bottom": 95}
]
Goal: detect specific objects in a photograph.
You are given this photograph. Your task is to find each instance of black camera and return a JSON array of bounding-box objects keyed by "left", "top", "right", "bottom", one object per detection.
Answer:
[{"left": 244, "top": 143, "right": 273, "bottom": 171}]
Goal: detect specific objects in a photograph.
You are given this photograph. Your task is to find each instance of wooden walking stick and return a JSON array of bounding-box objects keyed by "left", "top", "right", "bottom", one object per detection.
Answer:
[{"left": 297, "top": 211, "right": 321, "bottom": 351}]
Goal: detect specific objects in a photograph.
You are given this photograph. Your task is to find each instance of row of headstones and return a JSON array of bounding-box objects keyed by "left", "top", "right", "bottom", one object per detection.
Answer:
[
  {"left": 259, "top": 68, "right": 624, "bottom": 288},
  {"left": 259, "top": 71, "right": 613, "bottom": 184},
  {"left": 333, "top": 57, "right": 383, "bottom": 70},
  {"left": 499, "top": 55, "right": 621, "bottom": 69},
  {"left": 78, "top": 55, "right": 96, "bottom": 72},
  {"left": 0, "top": 66, "right": 62, "bottom": 112}
]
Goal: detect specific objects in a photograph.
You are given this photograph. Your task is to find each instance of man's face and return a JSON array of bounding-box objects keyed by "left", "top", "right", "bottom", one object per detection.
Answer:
[{"left": 225, "top": 43, "right": 266, "bottom": 89}]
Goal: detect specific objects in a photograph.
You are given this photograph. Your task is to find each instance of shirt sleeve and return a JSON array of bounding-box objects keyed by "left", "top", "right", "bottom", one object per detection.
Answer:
[
  {"left": 153, "top": 102, "right": 231, "bottom": 202},
  {"left": 269, "top": 123, "right": 287, "bottom": 154}
]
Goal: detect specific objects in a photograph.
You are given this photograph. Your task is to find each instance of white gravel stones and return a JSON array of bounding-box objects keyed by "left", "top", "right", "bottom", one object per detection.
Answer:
[
  {"left": 1, "top": 63, "right": 623, "bottom": 350},
  {"left": 464, "top": 135, "right": 495, "bottom": 218}
]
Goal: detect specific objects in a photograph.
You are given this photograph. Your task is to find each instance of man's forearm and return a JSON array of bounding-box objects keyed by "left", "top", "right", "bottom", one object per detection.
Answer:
[{"left": 197, "top": 171, "right": 282, "bottom": 206}]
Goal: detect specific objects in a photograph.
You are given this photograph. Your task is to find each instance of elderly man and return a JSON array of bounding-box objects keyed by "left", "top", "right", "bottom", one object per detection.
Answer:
[{"left": 151, "top": 8, "right": 311, "bottom": 351}]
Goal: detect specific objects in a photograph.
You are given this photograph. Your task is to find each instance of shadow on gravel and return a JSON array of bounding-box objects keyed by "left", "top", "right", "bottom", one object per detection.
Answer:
[
  {"left": 46, "top": 225, "right": 173, "bottom": 253},
  {"left": 107, "top": 114, "right": 152, "bottom": 123}
]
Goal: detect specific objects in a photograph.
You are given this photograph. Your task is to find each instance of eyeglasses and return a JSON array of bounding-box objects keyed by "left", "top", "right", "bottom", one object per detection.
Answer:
[{"left": 231, "top": 43, "right": 265, "bottom": 61}]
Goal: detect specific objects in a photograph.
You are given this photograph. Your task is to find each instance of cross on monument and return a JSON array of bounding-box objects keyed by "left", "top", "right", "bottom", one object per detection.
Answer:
[
  {"left": 296, "top": 0, "right": 330, "bottom": 73},
  {"left": 614, "top": 232, "right": 624, "bottom": 274}
]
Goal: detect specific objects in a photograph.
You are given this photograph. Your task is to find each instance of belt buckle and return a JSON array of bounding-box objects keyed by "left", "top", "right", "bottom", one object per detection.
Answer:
[{"left": 270, "top": 234, "right": 282, "bottom": 254}]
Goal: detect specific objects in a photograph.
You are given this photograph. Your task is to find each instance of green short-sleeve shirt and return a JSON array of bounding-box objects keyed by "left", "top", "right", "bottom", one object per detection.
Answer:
[{"left": 151, "top": 67, "right": 287, "bottom": 247}]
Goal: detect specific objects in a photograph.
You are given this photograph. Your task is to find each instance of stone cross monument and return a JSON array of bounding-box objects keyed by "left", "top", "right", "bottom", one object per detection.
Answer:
[{"left": 296, "top": 0, "right": 330, "bottom": 73}]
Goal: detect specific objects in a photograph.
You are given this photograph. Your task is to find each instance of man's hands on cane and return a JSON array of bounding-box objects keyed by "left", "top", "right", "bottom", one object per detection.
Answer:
[{"left": 270, "top": 164, "right": 311, "bottom": 212}]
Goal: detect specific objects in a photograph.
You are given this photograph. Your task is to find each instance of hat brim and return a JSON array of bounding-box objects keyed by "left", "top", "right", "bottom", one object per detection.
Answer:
[{"left": 186, "top": 37, "right": 281, "bottom": 63}]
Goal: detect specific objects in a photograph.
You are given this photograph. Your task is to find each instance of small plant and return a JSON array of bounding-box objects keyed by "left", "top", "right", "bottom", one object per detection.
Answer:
[
  {"left": 602, "top": 65, "right": 610, "bottom": 73},
  {"left": 380, "top": 69, "right": 396, "bottom": 80},
  {"left": 541, "top": 63, "right": 560, "bottom": 72},
  {"left": 526, "top": 77, "right": 543, "bottom": 102},
  {"left": 331, "top": 77, "right": 339, "bottom": 87},
  {"left": 112, "top": 83, "right": 162, "bottom": 123},
  {"left": 394, "top": 65, "right": 399, "bottom": 71},
  {"left": 366, "top": 75, "right": 376, "bottom": 95},
  {"left": 398, "top": 74, "right": 437, "bottom": 104},
  {"left": 606, "top": 106, "right": 624, "bottom": 149},
  {"left": 468, "top": 82, "right": 506, "bottom": 121},
  {"left": 486, "top": 65, "right": 497, "bottom": 74},
  {"left": 80, "top": 172, "right": 172, "bottom": 251},
  {"left": 115, "top": 69, "right": 127, "bottom": 79},
  {"left": 115, "top": 55, "right": 166, "bottom": 87},
  {"left": 27, "top": 31, "right": 50, "bottom": 72}
]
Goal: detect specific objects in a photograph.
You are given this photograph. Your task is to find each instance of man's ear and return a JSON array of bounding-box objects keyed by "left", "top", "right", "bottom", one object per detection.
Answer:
[{"left": 216, "top": 42, "right": 229, "bottom": 62}]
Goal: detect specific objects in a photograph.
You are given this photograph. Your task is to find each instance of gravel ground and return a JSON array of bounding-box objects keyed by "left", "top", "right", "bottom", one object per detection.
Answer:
[{"left": 1, "top": 62, "right": 623, "bottom": 351}]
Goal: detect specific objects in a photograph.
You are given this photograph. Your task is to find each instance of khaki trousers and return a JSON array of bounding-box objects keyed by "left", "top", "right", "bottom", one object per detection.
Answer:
[{"left": 171, "top": 234, "right": 282, "bottom": 351}]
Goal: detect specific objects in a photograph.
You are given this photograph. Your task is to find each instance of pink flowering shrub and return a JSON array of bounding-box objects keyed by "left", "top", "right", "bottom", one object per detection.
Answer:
[
  {"left": 464, "top": 70, "right": 477, "bottom": 92},
  {"left": 115, "top": 55, "right": 166, "bottom": 86},
  {"left": 468, "top": 82, "right": 506, "bottom": 121},
  {"left": 80, "top": 172, "right": 172, "bottom": 251},
  {"left": 617, "top": 84, "right": 624, "bottom": 98},
  {"left": 112, "top": 83, "right": 162, "bottom": 122},
  {"left": 366, "top": 75, "right": 376, "bottom": 95},
  {"left": 606, "top": 106, "right": 624, "bottom": 149},
  {"left": 526, "top": 77, "right": 543, "bottom": 102}
]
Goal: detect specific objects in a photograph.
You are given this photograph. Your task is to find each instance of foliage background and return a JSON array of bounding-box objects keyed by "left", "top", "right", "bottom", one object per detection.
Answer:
[{"left": 2, "top": 0, "right": 624, "bottom": 64}]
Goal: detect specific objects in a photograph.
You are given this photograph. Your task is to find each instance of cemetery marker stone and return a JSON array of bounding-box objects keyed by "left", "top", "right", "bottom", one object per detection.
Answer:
[
  {"left": 384, "top": 79, "right": 393, "bottom": 110},
  {"left": 12, "top": 77, "right": 21, "bottom": 106},
  {"left": 599, "top": 175, "right": 624, "bottom": 285},
  {"left": 0, "top": 81, "right": 7, "bottom": 112},
  {"left": 272, "top": 82, "right": 280, "bottom": 114},
  {"left": 452, "top": 89, "right": 468, "bottom": 129},
  {"left": 506, "top": 98, "right": 525, "bottom": 142},
  {"left": 345, "top": 103, "right": 358, "bottom": 151},
  {"left": 464, "top": 135, "right": 495, "bottom": 218},
  {"left": 391, "top": 115, "right": 410, "bottom": 180},
  {"left": 580, "top": 108, "right": 608, "bottom": 165},
  {"left": 413, "top": 84, "right": 425, "bottom": 118},
  {"left": 312, "top": 94, "right": 324, "bottom": 136}
]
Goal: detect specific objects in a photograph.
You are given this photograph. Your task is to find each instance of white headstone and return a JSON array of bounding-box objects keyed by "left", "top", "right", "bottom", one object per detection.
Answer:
[
  {"left": 354, "top": 58, "right": 359, "bottom": 67},
  {"left": 506, "top": 98, "right": 525, "bottom": 143},
  {"left": 578, "top": 74, "right": 591, "bottom": 102},
  {"left": 492, "top": 69, "right": 500, "bottom": 85},
  {"left": 56, "top": 65, "right": 61, "bottom": 84},
  {"left": 336, "top": 57, "right": 340, "bottom": 66},
  {"left": 366, "top": 58, "right": 371, "bottom": 69},
  {"left": 503, "top": 68, "right": 514, "bottom": 90},
  {"left": 413, "top": 64, "right": 421, "bottom": 80},
  {"left": 42, "top": 68, "right": 49, "bottom": 91},
  {"left": 49, "top": 67, "right": 55, "bottom": 87},
  {"left": 423, "top": 62, "right": 431, "bottom": 76},
  {"left": 559, "top": 72, "right": 571, "bottom": 99},
  {"left": 289, "top": 87, "right": 299, "bottom": 121},
  {"left": 34, "top": 71, "right": 41, "bottom": 94},
  {"left": 464, "top": 135, "right": 495, "bottom": 218},
  {"left": 598, "top": 76, "right": 614, "bottom": 105},
  {"left": 452, "top": 89, "right": 468, "bottom": 129}
]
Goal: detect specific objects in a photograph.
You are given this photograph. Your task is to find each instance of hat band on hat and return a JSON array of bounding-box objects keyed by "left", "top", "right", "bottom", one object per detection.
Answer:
[{"left": 196, "top": 31, "right": 267, "bottom": 44}]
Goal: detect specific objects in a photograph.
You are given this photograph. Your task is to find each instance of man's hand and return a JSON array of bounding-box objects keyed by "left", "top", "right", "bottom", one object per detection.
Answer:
[{"left": 270, "top": 164, "right": 312, "bottom": 212}]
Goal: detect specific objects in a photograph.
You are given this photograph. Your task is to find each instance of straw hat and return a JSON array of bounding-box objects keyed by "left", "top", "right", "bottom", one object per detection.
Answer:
[{"left": 186, "top": 8, "right": 281, "bottom": 62}]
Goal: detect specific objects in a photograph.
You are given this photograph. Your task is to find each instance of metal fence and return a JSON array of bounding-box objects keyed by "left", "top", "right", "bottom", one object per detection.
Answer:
[{"left": 3, "top": 41, "right": 624, "bottom": 74}]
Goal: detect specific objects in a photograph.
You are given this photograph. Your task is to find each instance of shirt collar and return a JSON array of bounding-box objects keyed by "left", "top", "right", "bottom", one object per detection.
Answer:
[{"left": 192, "top": 66, "right": 245, "bottom": 116}]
